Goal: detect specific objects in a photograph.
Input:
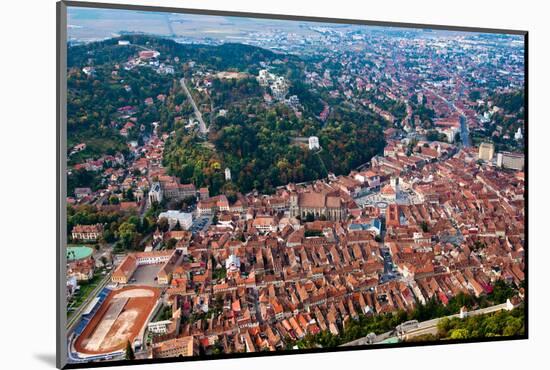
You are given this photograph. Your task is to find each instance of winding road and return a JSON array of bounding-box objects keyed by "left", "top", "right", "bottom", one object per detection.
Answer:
[{"left": 180, "top": 77, "right": 208, "bottom": 135}]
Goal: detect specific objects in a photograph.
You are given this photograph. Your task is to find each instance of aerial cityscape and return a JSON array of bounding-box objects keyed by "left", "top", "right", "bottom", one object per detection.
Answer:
[{"left": 65, "top": 6, "right": 526, "bottom": 364}]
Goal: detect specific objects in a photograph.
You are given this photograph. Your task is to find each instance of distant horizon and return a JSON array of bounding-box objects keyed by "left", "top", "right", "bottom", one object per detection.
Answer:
[{"left": 67, "top": 6, "right": 523, "bottom": 44}]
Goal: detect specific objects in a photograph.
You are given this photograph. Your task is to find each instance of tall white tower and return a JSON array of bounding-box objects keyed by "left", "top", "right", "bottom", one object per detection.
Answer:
[
  {"left": 225, "top": 167, "right": 231, "bottom": 181},
  {"left": 390, "top": 176, "right": 401, "bottom": 200},
  {"left": 514, "top": 127, "right": 523, "bottom": 141},
  {"left": 308, "top": 136, "right": 320, "bottom": 150},
  {"left": 390, "top": 177, "right": 400, "bottom": 192}
]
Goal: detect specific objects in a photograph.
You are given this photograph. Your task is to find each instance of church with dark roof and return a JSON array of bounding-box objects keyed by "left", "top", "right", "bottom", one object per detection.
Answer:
[{"left": 289, "top": 190, "right": 346, "bottom": 221}]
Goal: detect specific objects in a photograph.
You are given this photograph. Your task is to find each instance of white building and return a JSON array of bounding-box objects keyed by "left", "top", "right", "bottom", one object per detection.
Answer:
[
  {"left": 308, "top": 136, "right": 320, "bottom": 151},
  {"left": 225, "top": 167, "right": 232, "bottom": 181},
  {"left": 257, "top": 69, "right": 275, "bottom": 86},
  {"left": 164, "top": 65, "right": 174, "bottom": 74},
  {"left": 390, "top": 177, "right": 400, "bottom": 193},
  {"left": 287, "top": 95, "right": 300, "bottom": 108},
  {"left": 271, "top": 77, "right": 288, "bottom": 101},
  {"left": 514, "top": 127, "right": 523, "bottom": 141},
  {"left": 354, "top": 171, "right": 380, "bottom": 189},
  {"left": 82, "top": 66, "right": 95, "bottom": 76},
  {"left": 118, "top": 40, "right": 131, "bottom": 46},
  {"left": 135, "top": 252, "right": 174, "bottom": 266},
  {"left": 66, "top": 276, "right": 78, "bottom": 299},
  {"left": 437, "top": 126, "right": 459, "bottom": 143},
  {"left": 225, "top": 255, "right": 241, "bottom": 272},
  {"left": 148, "top": 182, "right": 163, "bottom": 203},
  {"left": 148, "top": 320, "right": 172, "bottom": 334},
  {"left": 158, "top": 210, "right": 193, "bottom": 230},
  {"left": 252, "top": 216, "right": 278, "bottom": 233}
]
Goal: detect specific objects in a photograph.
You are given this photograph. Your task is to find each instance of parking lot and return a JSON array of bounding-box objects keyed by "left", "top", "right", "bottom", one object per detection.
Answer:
[
  {"left": 190, "top": 216, "right": 211, "bottom": 234},
  {"left": 128, "top": 263, "right": 163, "bottom": 286}
]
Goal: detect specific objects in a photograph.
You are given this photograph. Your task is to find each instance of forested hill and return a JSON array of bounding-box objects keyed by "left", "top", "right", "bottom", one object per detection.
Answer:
[
  {"left": 67, "top": 35, "right": 387, "bottom": 195},
  {"left": 68, "top": 34, "right": 295, "bottom": 72}
]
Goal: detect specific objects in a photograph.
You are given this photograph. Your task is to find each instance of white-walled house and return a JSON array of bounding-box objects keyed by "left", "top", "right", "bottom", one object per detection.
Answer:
[{"left": 158, "top": 210, "right": 193, "bottom": 230}]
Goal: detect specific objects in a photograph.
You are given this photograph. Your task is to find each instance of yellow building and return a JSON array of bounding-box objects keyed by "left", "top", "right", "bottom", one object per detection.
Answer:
[
  {"left": 478, "top": 142, "right": 495, "bottom": 161},
  {"left": 152, "top": 336, "right": 198, "bottom": 358}
]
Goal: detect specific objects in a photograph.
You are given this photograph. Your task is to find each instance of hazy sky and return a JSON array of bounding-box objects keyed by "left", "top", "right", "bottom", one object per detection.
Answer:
[{"left": 67, "top": 6, "right": 523, "bottom": 44}]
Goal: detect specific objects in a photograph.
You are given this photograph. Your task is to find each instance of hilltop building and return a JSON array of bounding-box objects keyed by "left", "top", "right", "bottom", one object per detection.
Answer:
[
  {"left": 309, "top": 136, "right": 320, "bottom": 150},
  {"left": 514, "top": 127, "right": 523, "bottom": 141}
]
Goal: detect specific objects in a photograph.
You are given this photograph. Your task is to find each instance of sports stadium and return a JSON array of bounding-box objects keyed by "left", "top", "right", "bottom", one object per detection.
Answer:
[{"left": 70, "top": 286, "right": 161, "bottom": 360}]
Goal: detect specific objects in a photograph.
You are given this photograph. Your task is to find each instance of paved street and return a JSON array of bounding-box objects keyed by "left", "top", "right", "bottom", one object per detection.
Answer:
[
  {"left": 459, "top": 115, "right": 471, "bottom": 147},
  {"left": 379, "top": 247, "right": 400, "bottom": 284},
  {"left": 180, "top": 77, "right": 208, "bottom": 135},
  {"left": 426, "top": 86, "right": 470, "bottom": 148}
]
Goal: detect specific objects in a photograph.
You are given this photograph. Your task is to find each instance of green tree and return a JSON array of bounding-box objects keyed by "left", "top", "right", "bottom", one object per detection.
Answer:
[
  {"left": 181, "top": 195, "right": 197, "bottom": 208},
  {"left": 488, "top": 280, "right": 516, "bottom": 304},
  {"left": 118, "top": 222, "right": 137, "bottom": 249},
  {"left": 125, "top": 188, "right": 135, "bottom": 201},
  {"left": 158, "top": 217, "right": 170, "bottom": 232},
  {"left": 125, "top": 340, "right": 135, "bottom": 360},
  {"left": 426, "top": 130, "right": 444, "bottom": 142},
  {"left": 166, "top": 238, "right": 177, "bottom": 249},
  {"left": 437, "top": 317, "right": 452, "bottom": 337},
  {"left": 100, "top": 256, "right": 108, "bottom": 266},
  {"left": 449, "top": 328, "right": 470, "bottom": 340}
]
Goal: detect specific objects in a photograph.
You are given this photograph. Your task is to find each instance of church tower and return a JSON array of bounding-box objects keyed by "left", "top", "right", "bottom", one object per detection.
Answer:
[{"left": 289, "top": 192, "right": 299, "bottom": 219}]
